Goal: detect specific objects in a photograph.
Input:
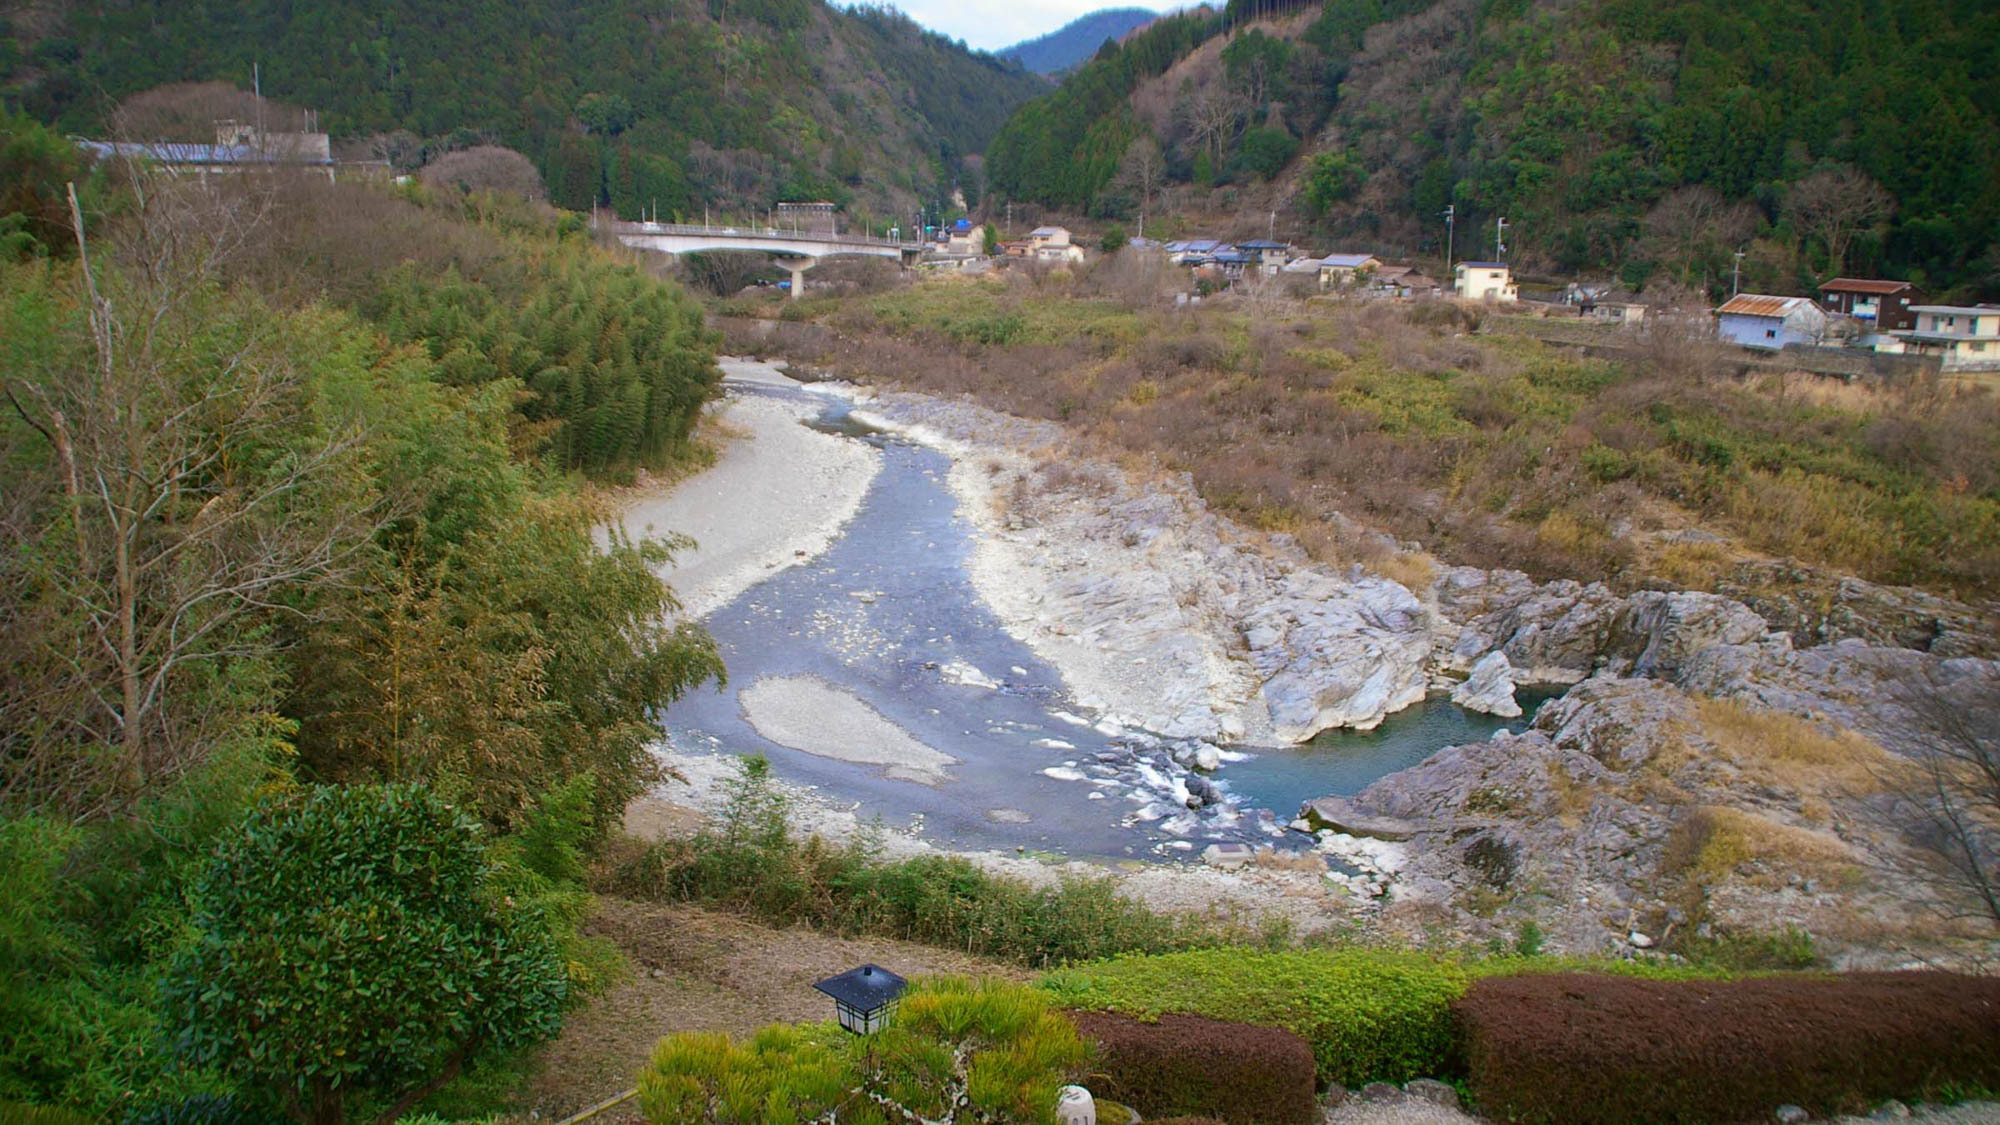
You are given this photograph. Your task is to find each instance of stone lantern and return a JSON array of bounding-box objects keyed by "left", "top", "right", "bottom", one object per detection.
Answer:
[{"left": 812, "top": 963, "right": 908, "bottom": 1035}]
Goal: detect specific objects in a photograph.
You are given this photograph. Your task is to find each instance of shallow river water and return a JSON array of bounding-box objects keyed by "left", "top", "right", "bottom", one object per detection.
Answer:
[{"left": 660, "top": 383, "right": 1538, "bottom": 859}]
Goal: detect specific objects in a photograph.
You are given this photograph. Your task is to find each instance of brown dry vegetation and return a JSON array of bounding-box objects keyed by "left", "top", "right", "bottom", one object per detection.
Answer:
[{"left": 719, "top": 266, "right": 2000, "bottom": 602}]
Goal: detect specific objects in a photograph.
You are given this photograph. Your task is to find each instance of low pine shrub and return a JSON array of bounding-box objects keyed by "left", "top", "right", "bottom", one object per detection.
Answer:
[
  {"left": 1069, "top": 1010, "right": 1317, "bottom": 1125},
  {"left": 1454, "top": 971, "right": 2000, "bottom": 1123},
  {"left": 637, "top": 977, "right": 1087, "bottom": 1125}
]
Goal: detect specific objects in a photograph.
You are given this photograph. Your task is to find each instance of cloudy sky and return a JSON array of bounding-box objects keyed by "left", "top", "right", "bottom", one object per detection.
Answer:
[{"left": 885, "top": 0, "right": 1152, "bottom": 53}]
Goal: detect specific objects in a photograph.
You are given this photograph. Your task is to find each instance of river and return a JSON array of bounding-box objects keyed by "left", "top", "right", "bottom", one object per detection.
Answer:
[{"left": 657, "top": 378, "right": 1539, "bottom": 860}]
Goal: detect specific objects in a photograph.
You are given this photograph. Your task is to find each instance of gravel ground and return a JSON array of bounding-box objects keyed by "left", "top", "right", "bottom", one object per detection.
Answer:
[{"left": 613, "top": 359, "right": 878, "bottom": 620}]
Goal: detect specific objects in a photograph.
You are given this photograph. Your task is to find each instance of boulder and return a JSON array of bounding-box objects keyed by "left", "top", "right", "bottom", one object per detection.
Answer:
[
  {"left": 1301, "top": 796, "right": 1421, "bottom": 842},
  {"left": 1404, "top": 1079, "right": 1462, "bottom": 1111},
  {"left": 1608, "top": 591, "right": 1768, "bottom": 679},
  {"left": 1200, "top": 842, "right": 1254, "bottom": 870},
  {"left": 1247, "top": 572, "right": 1433, "bottom": 741},
  {"left": 1450, "top": 650, "right": 1522, "bottom": 717}
]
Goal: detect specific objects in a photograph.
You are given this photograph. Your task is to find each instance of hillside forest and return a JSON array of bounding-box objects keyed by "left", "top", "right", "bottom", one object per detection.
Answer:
[
  {"left": 985, "top": 0, "right": 2000, "bottom": 297},
  {"left": 0, "top": 110, "right": 727, "bottom": 1117},
  {"left": 0, "top": 0, "right": 1048, "bottom": 223}
]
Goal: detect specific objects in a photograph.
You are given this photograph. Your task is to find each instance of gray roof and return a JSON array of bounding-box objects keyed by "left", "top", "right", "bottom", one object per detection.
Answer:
[
  {"left": 75, "top": 138, "right": 334, "bottom": 167},
  {"left": 813, "top": 964, "right": 907, "bottom": 1011}
]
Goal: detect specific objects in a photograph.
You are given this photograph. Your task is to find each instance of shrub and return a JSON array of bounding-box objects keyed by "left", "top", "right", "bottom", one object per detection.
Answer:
[
  {"left": 163, "top": 785, "right": 570, "bottom": 1125},
  {"left": 1454, "top": 972, "right": 2000, "bottom": 1123},
  {"left": 637, "top": 977, "right": 1087, "bottom": 1125},
  {"left": 610, "top": 756, "right": 1278, "bottom": 966},
  {"left": 1068, "top": 1011, "right": 1317, "bottom": 1124}
]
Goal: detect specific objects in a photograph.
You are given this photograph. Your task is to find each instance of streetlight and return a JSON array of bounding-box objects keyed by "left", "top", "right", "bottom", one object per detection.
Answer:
[
  {"left": 813, "top": 964, "right": 908, "bottom": 1035},
  {"left": 1441, "top": 203, "right": 1455, "bottom": 272}
]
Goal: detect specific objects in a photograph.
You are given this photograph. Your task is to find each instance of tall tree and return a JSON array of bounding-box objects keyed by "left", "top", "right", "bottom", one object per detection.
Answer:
[{"left": 1785, "top": 165, "right": 1895, "bottom": 275}]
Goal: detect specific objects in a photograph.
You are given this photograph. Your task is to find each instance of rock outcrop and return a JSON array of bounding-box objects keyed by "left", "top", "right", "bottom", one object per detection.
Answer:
[{"left": 1450, "top": 651, "right": 1521, "bottom": 717}]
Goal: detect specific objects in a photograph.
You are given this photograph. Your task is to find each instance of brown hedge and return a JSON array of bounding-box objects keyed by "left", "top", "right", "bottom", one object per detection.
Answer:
[
  {"left": 1068, "top": 1010, "right": 1318, "bottom": 1125},
  {"left": 1454, "top": 971, "right": 2000, "bottom": 1124}
]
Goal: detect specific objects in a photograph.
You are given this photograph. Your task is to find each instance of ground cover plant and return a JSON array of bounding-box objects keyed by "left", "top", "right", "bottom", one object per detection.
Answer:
[
  {"left": 637, "top": 976, "right": 1087, "bottom": 1125},
  {"left": 1067, "top": 1010, "right": 1318, "bottom": 1125},
  {"left": 608, "top": 756, "right": 1287, "bottom": 967},
  {"left": 731, "top": 269, "right": 2000, "bottom": 604},
  {"left": 1454, "top": 971, "right": 2000, "bottom": 1123}
]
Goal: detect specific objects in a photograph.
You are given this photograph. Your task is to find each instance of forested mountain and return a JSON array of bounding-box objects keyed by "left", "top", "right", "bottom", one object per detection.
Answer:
[
  {"left": 986, "top": 0, "right": 2000, "bottom": 296},
  {"left": 1001, "top": 7, "right": 1158, "bottom": 76},
  {"left": 0, "top": 0, "right": 1047, "bottom": 219}
]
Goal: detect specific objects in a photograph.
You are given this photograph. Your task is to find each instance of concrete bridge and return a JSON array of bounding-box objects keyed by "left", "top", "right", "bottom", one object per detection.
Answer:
[{"left": 606, "top": 220, "right": 922, "bottom": 297}]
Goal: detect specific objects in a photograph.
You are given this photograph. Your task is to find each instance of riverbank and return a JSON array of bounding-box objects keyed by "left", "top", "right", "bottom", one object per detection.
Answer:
[{"left": 612, "top": 359, "right": 879, "bottom": 620}]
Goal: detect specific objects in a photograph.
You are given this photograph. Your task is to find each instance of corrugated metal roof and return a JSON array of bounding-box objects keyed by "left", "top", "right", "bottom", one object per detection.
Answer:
[
  {"left": 1821, "top": 277, "right": 1911, "bottom": 295},
  {"left": 1320, "top": 253, "right": 1378, "bottom": 268},
  {"left": 1459, "top": 261, "right": 1507, "bottom": 269},
  {"left": 1716, "top": 294, "right": 1808, "bottom": 318}
]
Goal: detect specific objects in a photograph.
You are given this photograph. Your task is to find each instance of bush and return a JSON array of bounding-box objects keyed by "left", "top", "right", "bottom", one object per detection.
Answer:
[
  {"left": 1069, "top": 1011, "right": 1317, "bottom": 1124},
  {"left": 163, "top": 785, "right": 570, "bottom": 1125},
  {"left": 638, "top": 977, "right": 1088, "bottom": 1125},
  {"left": 610, "top": 756, "right": 1279, "bottom": 966},
  {"left": 1454, "top": 972, "right": 2000, "bottom": 1124}
]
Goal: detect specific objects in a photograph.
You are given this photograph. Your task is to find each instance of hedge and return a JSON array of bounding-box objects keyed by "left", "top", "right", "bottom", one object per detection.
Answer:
[
  {"left": 1069, "top": 1010, "right": 1317, "bottom": 1125},
  {"left": 1454, "top": 971, "right": 2000, "bottom": 1123},
  {"left": 1041, "top": 949, "right": 1713, "bottom": 1089}
]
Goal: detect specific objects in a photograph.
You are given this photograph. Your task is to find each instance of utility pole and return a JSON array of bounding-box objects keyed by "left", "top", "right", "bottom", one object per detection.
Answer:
[
  {"left": 1732, "top": 250, "right": 1745, "bottom": 295},
  {"left": 1268, "top": 210, "right": 1276, "bottom": 241},
  {"left": 1494, "top": 216, "right": 1509, "bottom": 262},
  {"left": 1441, "top": 204, "right": 1455, "bottom": 272}
]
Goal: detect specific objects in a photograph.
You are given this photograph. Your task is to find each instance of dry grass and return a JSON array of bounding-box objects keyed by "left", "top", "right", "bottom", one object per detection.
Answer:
[
  {"left": 1689, "top": 806, "right": 1861, "bottom": 886},
  {"left": 517, "top": 897, "right": 1031, "bottom": 1122},
  {"left": 1693, "top": 696, "right": 1892, "bottom": 795}
]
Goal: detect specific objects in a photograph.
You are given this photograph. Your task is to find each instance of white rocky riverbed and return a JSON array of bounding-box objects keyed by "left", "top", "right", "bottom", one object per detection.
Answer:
[{"left": 625, "top": 361, "right": 2000, "bottom": 960}]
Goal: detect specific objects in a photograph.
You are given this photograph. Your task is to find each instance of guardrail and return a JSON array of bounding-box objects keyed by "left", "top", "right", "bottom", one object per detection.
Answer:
[{"left": 605, "top": 220, "right": 915, "bottom": 250}]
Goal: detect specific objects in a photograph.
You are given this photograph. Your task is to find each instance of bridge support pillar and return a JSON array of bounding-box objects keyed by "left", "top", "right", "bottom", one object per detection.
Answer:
[{"left": 786, "top": 257, "right": 817, "bottom": 300}]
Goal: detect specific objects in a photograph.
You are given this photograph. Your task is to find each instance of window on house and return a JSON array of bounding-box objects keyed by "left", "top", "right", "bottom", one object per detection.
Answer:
[{"left": 1765, "top": 329, "right": 1777, "bottom": 339}]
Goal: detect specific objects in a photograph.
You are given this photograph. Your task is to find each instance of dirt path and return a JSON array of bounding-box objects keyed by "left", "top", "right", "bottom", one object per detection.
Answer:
[{"left": 517, "top": 898, "right": 1030, "bottom": 1122}]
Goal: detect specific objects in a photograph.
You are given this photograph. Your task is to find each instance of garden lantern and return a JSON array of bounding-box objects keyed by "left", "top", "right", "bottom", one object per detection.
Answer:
[{"left": 813, "top": 963, "right": 908, "bottom": 1035}]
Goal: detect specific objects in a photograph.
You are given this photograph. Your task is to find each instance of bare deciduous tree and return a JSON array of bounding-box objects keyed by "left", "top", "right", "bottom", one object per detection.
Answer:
[
  {"left": 418, "top": 145, "right": 548, "bottom": 202},
  {"left": 1878, "top": 672, "right": 2000, "bottom": 926},
  {"left": 1113, "top": 135, "right": 1166, "bottom": 224},
  {"left": 1, "top": 173, "right": 383, "bottom": 817},
  {"left": 1641, "top": 185, "right": 1759, "bottom": 287},
  {"left": 1784, "top": 165, "right": 1895, "bottom": 275}
]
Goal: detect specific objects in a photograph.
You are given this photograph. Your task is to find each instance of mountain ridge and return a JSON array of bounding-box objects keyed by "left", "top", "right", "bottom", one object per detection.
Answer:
[
  {"left": 1001, "top": 7, "right": 1158, "bottom": 76},
  {"left": 986, "top": 0, "right": 2000, "bottom": 296},
  {"left": 1, "top": 0, "right": 1047, "bottom": 220}
]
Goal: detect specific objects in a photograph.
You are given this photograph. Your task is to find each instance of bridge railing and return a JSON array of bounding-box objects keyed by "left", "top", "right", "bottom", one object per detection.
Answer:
[{"left": 603, "top": 220, "right": 915, "bottom": 250}]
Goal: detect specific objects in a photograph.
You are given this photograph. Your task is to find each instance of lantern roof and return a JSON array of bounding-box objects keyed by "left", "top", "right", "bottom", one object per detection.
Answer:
[{"left": 813, "top": 964, "right": 908, "bottom": 1011}]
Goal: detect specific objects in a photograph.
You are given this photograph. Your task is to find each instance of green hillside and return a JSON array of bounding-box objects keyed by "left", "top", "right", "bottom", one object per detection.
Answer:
[
  {"left": 1, "top": 0, "right": 1047, "bottom": 220},
  {"left": 986, "top": 0, "right": 2000, "bottom": 296}
]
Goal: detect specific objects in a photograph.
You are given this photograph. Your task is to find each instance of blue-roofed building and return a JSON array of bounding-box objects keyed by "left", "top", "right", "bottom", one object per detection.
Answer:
[
  {"left": 1167, "top": 238, "right": 1228, "bottom": 264},
  {"left": 75, "top": 124, "right": 340, "bottom": 181}
]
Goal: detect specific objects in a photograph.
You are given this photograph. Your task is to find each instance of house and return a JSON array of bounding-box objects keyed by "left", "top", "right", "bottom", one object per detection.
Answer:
[
  {"left": 1034, "top": 241, "right": 1086, "bottom": 265},
  {"left": 1236, "top": 238, "right": 1294, "bottom": 275},
  {"left": 1454, "top": 261, "right": 1517, "bottom": 301},
  {"left": 1027, "top": 226, "right": 1072, "bottom": 249},
  {"left": 776, "top": 201, "right": 839, "bottom": 234},
  {"left": 1585, "top": 298, "right": 1648, "bottom": 327},
  {"left": 945, "top": 218, "right": 981, "bottom": 255},
  {"left": 1819, "top": 278, "right": 1921, "bottom": 332},
  {"left": 1714, "top": 294, "right": 1830, "bottom": 350},
  {"left": 997, "top": 240, "right": 1035, "bottom": 258},
  {"left": 1890, "top": 305, "right": 2000, "bottom": 372},
  {"left": 1318, "top": 252, "right": 1383, "bottom": 288},
  {"left": 1368, "top": 265, "right": 1440, "bottom": 298},
  {"left": 1165, "top": 238, "right": 1228, "bottom": 265}
]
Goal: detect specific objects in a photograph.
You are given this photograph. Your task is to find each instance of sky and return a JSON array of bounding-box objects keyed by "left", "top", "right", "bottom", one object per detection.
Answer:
[{"left": 881, "top": 0, "right": 1153, "bottom": 53}]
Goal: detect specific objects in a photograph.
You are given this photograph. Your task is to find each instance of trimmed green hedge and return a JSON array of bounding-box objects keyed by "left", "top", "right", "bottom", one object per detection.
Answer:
[{"left": 1040, "top": 949, "right": 1717, "bottom": 1088}]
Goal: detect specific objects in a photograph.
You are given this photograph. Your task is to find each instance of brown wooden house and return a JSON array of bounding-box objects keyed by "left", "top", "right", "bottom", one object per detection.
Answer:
[{"left": 1819, "top": 278, "right": 1921, "bottom": 332}]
